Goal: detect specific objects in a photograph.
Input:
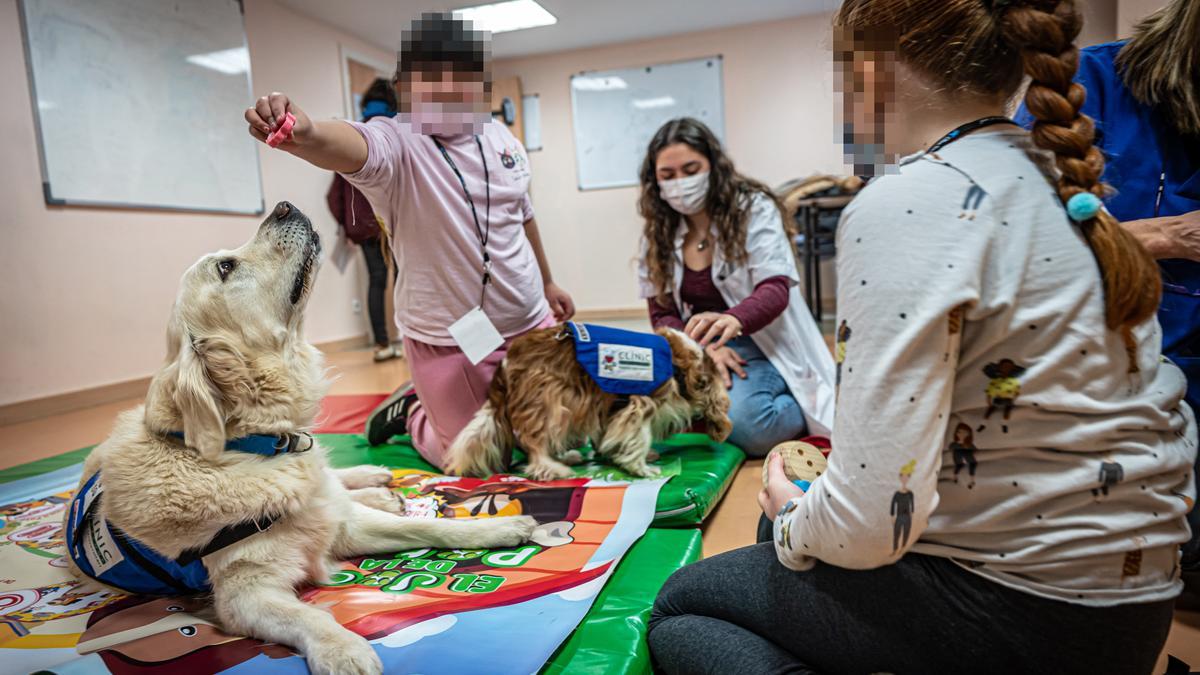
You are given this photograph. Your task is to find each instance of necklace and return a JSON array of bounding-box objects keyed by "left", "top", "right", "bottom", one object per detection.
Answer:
[{"left": 696, "top": 238, "right": 710, "bottom": 251}]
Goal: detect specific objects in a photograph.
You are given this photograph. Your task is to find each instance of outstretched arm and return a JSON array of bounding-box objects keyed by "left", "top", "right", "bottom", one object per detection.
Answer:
[{"left": 245, "top": 92, "right": 367, "bottom": 174}]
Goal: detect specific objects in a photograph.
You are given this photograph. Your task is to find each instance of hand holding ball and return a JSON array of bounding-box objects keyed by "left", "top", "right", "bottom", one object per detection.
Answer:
[{"left": 762, "top": 441, "right": 828, "bottom": 492}]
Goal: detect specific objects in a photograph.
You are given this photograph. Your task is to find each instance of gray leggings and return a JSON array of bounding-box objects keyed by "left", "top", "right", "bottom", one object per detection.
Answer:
[{"left": 648, "top": 543, "right": 1174, "bottom": 675}]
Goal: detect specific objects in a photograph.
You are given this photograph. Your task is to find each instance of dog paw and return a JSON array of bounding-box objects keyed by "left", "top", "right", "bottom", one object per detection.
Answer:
[
  {"left": 350, "top": 487, "right": 405, "bottom": 515},
  {"left": 337, "top": 465, "right": 394, "bottom": 489},
  {"left": 526, "top": 461, "right": 574, "bottom": 481},
  {"left": 475, "top": 515, "right": 538, "bottom": 548},
  {"left": 306, "top": 635, "right": 382, "bottom": 675},
  {"left": 560, "top": 449, "right": 585, "bottom": 466},
  {"left": 626, "top": 463, "right": 661, "bottom": 478}
]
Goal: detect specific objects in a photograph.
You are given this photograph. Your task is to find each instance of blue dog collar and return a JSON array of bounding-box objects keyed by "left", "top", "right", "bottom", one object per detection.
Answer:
[{"left": 166, "top": 431, "right": 313, "bottom": 457}]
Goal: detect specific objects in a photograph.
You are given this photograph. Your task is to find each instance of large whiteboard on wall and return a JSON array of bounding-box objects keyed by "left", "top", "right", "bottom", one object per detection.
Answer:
[
  {"left": 571, "top": 56, "right": 724, "bottom": 191},
  {"left": 19, "top": 0, "right": 264, "bottom": 214}
]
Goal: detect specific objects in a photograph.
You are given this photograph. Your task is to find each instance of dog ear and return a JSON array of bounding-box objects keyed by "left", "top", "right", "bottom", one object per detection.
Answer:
[
  {"left": 693, "top": 350, "right": 733, "bottom": 443},
  {"left": 173, "top": 332, "right": 227, "bottom": 462}
]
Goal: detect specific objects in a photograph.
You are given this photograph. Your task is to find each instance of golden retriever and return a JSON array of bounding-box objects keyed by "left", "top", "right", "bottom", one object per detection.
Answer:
[
  {"left": 64, "top": 202, "right": 535, "bottom": 675},
  {"left": 445, "top": 324, "right": 732, "bottom": 481}
]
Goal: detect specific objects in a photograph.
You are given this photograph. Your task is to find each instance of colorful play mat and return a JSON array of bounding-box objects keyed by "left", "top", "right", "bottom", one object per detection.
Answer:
[{"left": 0, "top": 394, "right": 740, "bottom": 673}]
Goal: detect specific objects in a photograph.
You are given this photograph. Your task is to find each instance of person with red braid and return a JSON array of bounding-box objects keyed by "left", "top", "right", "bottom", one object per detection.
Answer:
[{"left": 648, "top": 2, "right": 1194, "bottom": 673}]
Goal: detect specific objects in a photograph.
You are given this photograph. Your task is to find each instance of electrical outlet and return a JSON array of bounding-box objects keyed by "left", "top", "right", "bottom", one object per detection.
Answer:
[{"left": 351, "top": 299, "right": 362, "bottom": 314}]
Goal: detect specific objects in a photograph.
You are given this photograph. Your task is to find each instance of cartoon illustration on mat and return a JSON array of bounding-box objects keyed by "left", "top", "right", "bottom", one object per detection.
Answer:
[
  {"left": 36, "top": 473, "right": 647, "bottom": 674},
  {"left": 0, "top": 581, "right": 118, "bottom": 644},
  {"left": 836, "top": 320, "right": 852, "bottom": 392},
  {"left": 949, "top": 423, "right": 978, "bottom": 488},
  {"left": 1092, "top": 458, "right": 1125, "bottom": 500},
  {"left": 983, "top": 358, "right": 1028, "bottom": 421},
  {"left": 891, "top": 460, "right": 917, "bottom": 553}
]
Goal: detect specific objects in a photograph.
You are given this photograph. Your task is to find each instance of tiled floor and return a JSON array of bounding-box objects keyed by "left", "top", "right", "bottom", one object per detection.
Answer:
[{"left": 2, "top": 344, "right": 1198, "bottom": 670}]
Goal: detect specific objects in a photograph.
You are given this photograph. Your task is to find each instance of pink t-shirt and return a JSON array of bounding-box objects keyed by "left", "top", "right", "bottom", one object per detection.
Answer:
[{"left": 343, "top": 118, "right": 549, "bottom": 346}]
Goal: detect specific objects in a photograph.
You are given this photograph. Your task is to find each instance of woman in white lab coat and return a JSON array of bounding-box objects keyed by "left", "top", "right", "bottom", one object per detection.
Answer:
[{"left": 637, "top": 118, "right": 836, "bottom": 456}]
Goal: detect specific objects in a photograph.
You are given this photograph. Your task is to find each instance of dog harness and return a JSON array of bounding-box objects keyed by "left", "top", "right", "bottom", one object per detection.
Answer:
[
  {"left": 64, "top": 431, "right": 311, "bottom": 595},
  {"left": 567, "top": 322, "right": 674, "bottom": 396}
]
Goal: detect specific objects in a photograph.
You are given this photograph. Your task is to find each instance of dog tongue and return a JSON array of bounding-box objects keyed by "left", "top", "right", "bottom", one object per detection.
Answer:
[{"left": 266, "top": 112, "right": 296, "bottom": 148}]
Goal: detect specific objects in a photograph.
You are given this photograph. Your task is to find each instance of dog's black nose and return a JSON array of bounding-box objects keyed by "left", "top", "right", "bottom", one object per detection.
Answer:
[{"left": 273, "top": 201, "right": 293, "bottom": 219}]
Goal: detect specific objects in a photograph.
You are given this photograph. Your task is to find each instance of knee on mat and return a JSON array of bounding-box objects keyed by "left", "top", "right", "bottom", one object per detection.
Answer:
[{"left": 651, "top": 562, "right": 701, "bottom": 623}]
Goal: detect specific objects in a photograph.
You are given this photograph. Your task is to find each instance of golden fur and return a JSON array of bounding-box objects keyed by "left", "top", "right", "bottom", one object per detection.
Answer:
[
  {"left": 65, "top": 203, "right": 535, "bottom": 675},
  {"left": 445, "top": 325, "right": 732, "bottom": 481}
]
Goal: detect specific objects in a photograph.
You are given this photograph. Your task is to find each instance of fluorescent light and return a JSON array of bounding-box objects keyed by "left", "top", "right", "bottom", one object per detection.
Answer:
[
  {"left": 632, "top": 96, "right": 676, "bottom": 110},
  {"left": 186, "top": 47, "right": 249, "bottom": 75},
  {"left": 455, "top": 0, "right": 557, "bottom": 34},
  {"left": 572, "top": 76, "right": 628, "bottom": 92}
]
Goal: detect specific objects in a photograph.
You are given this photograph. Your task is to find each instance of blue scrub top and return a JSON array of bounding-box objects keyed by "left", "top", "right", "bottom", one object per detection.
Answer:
[{"left": 1017, "top": 41, "right": 1200, "bottom": 405}]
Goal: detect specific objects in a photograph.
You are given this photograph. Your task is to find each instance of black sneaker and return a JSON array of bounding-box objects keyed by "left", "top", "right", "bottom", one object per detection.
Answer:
[{"left": 366, "top": 381, "right": 418, "bottom": 445}]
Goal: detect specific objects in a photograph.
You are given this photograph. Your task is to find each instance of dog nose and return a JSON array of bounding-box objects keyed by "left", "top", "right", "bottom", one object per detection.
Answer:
[{"left": 273, "top": 201, "right": 293, "bottom": 219}]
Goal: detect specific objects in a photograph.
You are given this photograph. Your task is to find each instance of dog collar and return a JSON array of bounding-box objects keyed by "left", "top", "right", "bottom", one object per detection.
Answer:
[{"left": 165, "top": 431, "right": 313, "bottom": 457}]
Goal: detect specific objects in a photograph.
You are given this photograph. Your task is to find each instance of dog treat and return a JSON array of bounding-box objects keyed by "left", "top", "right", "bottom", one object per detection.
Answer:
[
  {"left": 266, "top": 112, "right": 296, "bottom": 148},
  {"left": 762, "top": 440, "right": 828, "bottom": 491}
]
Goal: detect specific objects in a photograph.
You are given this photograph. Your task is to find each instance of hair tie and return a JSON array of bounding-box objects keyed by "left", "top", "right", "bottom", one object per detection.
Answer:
[{"left": 1066, "top": 192, "right": 1104, "bottom": 222}]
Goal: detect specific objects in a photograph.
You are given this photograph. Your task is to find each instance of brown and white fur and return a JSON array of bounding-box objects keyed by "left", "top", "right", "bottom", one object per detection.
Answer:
[
  {"left": 445, "top": 325, "right": 732, "bottom": 481},
  {"left": 64, "top": 202, "right": 535, "bottom": 675}
]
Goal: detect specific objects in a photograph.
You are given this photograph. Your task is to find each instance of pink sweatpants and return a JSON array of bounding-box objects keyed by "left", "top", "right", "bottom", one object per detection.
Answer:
[{"left": 403, "top": 314, "right": 556, "bottom": 468}]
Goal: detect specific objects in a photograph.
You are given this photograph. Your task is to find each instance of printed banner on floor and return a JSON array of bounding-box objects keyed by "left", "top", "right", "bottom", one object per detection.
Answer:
[{"left": 0, "top": 468, "right": 663, "bottom": 674}]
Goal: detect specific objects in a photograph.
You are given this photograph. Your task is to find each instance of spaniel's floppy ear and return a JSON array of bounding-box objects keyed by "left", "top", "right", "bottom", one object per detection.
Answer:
[
  {"left": 691, "top": 350, "right": 733, "bottom": 443},
  {"left": 172, "top": 330, "right": 227, "bottom": 462}
]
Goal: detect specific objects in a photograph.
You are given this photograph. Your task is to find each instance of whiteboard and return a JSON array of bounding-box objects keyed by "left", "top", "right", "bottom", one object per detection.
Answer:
[
  {"left": 571, "top": 56, "right": 724, "bottom": 191},
  {"left": 19, "top": 0, "right": 264, "bottom": 214}
]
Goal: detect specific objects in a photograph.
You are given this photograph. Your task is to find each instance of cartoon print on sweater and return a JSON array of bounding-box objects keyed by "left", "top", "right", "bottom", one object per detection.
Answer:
[
  {"left": 983, "top": 358, "right": 1028, "bottom": 423},
  {"left": 958, "top": 184, "right": 986, "bottom": 221},
  {"left": 1121, "top": 536, "right": 1149, "bottom": 586},
  {"left": 1091, "top": 458, "right": 1125, "bottom": 500},
  {"left": 775, "top": 500, "right": 799, "bottom": 551},
  {"left": 836, "top": 320, "right": 852, "bottom": 394},
  {"left": 945, "top": 305, "right": 965, "bottom": 362},
  {"left": 891, "top": 460, "right": 917, "bottom": 553},
  {"left": 949, "top": 423, "right": 978, "bottom": 489}
]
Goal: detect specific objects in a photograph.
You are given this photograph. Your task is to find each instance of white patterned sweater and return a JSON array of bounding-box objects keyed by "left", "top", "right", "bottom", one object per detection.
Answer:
[{"left": 773, "top": 130, "right": 1197, "bottom": 606}]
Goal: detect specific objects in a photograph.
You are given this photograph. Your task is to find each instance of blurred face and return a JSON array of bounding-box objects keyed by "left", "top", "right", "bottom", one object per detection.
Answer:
[
  {"left": 397, "top": 63, "right": 490, "bottom": 135},
  {"left": 833, "top": 27, "right": 900, "bottom": 176}
]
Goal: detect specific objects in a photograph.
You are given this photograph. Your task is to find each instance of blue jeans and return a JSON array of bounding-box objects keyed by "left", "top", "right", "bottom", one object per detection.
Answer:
[{"left": 723, "top": 336, "right": 807, "bottom": 458}]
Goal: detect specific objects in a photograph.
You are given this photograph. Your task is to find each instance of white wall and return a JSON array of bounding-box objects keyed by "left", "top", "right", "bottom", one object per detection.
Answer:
[
  {"left": 1119, "top": 0, "right": 1166, "bottom": 36},
  {"left": 493, "top": 14, "right": 845, "bottom": 314},
  {"left": 0, "top": 0, "right": 392, "bottom": 405}
]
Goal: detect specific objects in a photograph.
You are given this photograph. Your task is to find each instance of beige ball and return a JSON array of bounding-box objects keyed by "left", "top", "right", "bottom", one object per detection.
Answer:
[{"left": 762, "top": 441, "right": 828, "bottom": 488}]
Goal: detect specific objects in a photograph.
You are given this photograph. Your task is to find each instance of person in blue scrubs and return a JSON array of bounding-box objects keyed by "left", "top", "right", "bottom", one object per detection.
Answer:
[{"left": 1019, "top": 0, "right": 1200, "bottom": 580}]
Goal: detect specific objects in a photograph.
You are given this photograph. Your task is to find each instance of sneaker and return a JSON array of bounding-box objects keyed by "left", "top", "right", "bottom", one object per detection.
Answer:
[
  {"left": 365, "top": 381, "right": 418, "bottom": 445},
  {"left": 373, "top": 344, "right": 400, "bottom": 362}
]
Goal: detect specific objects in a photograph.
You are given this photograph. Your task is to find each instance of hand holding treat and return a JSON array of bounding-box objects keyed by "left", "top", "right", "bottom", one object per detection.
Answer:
[
  {"left": 244, "top": 92, "right": 312, "bottom": 149},
  {"left": 762, "top": 441, "right": 828, "bottom": 492}
]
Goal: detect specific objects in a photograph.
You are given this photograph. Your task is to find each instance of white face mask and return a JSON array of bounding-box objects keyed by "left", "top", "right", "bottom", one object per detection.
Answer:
[{"left": 658, "top": 171, "right": 710, "bottom": 216}]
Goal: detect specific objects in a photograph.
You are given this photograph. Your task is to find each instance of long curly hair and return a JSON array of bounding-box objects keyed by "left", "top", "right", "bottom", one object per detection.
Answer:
[
  {"left": 638, "top": 118, "right": 792, "bottom": 305},
  {"left": 835, "top": 0, "right": 1161, "bottom": 372}
]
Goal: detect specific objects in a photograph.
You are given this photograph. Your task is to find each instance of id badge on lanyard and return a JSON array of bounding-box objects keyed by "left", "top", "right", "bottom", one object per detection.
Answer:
[{"left": 435, "top": 135, "right": 503, "bottom": 364}]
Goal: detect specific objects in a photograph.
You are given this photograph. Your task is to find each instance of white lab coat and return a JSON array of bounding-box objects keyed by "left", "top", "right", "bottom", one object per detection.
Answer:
[{"left": 638, "top": 192, "right": 836, "bottom": 435}]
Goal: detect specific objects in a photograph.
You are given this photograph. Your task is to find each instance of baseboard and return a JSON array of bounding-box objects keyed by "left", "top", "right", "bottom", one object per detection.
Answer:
[{"left": 0, "top": 334, "right": 369, "bottom": 427}]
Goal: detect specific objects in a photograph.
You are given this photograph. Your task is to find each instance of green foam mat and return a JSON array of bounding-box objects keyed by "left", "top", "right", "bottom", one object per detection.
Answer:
[
  {"left": 542, "top": 527, "right": 700, "bottom": 675},
  {"left": 317, "top": 432, "right": 745, "bottom": 527}
]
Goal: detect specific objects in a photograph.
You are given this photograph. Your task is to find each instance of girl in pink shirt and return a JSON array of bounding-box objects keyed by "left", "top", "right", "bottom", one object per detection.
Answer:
[{"left": 244, "top": 13, "right": 573, "bottom": 467}]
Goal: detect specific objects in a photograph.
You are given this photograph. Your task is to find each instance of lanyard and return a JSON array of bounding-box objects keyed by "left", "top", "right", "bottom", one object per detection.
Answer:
[
  {"left": 927, "top": 116, "right": 1015, "bottom": 154},
  {"left": 433, "top": 135, "right": 492, "bottom": 307}
]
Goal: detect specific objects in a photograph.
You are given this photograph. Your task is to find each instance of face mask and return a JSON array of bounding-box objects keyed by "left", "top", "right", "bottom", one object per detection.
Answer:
[
  {"left": 401, "top": 101, "right": 488, "bottom": 136},
  {"left": 658, "top": 171, "right": 710, "bottom": 215}
]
